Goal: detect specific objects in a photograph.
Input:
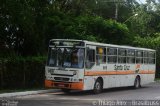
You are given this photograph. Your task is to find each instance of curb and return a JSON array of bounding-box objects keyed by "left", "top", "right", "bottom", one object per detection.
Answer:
[
  {"left": 0, "top": 89, "right": 59, "bottom": 98},
  {"left": 155, "top": 80, "right": 160, "bottom": 82}
]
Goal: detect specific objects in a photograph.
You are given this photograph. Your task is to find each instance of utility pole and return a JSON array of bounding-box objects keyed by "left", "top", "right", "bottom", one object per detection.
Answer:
[
  {"left": 115, "top": 1, "right": 118, "bottom": 20},
  {"left": 0, "top": 60, "right": 2, "bottom": 89},
  {"left": 114, "top": 0, "right": 126, "bottom": 20},
  {"left": 99, "top": 0, "right": 126, "bottom": 20}
]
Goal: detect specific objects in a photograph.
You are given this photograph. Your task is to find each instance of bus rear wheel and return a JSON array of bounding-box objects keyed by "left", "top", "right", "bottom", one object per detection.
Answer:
[
  {"left": 134, "top": 77, "right": 141, "bottom": 89},
  {"left": 93, "top": 79, "right": 103, "bottom": 94}
]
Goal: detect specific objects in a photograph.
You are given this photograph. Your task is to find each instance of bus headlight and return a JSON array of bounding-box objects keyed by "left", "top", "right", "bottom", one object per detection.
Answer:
[{"left": 48, "top": 69, "right": 55, "bottom": 74}]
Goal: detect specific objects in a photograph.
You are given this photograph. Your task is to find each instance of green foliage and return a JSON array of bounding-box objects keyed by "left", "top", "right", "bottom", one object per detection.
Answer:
[
  {"left": 133, "top": 34, "right": 160, "bottom": 78},
  {"left": 1, "top": 0, "right": 160, "bottom": 91},
  {"left": 44, "top": 13, "right": 132, "bottom": 45},
  {"left": 133, "top": 34, "right": 160, "bottom": 48},
  {"left": 76, "top": 16, "right": 132, "bottom": 44},
  {"left": 0, "top": 56, "right": 46, "bottom": 89},
  {"left": 128, "top": 7, "right": 155, "bottom": 36},
  {"left": 0, "top": 0, "right": 141, "bottom": 57},
  {"left": 0, "top": 0, "right": 48, "bottom": 56}
]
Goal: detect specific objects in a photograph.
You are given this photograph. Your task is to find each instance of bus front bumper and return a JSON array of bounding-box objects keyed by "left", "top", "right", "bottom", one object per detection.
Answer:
[{"left": 45, "top": 80, "right": 83, "bottom": 90}]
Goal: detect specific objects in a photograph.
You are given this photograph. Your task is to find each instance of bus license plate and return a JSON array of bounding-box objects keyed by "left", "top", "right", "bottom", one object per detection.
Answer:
[{"left": 58, "top": 84, "right": 64, "bottom": 87}]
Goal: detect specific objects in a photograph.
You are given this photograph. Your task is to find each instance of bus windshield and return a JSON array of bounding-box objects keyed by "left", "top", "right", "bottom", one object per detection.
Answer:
[{"left": 47, "top": 47, "right": 85, "bottom": 68}]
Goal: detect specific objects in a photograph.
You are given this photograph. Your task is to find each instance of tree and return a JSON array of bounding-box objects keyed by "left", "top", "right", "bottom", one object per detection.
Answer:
[{"left": 0, "top": 0, "right": 49, "bottom": 56}]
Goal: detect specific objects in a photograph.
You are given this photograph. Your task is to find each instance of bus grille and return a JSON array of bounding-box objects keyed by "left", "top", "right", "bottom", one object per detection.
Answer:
[{"left": 54, "top": 77, "right": 70, "bottom": 82}]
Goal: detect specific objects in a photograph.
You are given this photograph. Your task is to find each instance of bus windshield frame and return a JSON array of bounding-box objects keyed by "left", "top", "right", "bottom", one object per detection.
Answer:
[{"left": 47, "top": 47, "right": 85, "bottom": 69}]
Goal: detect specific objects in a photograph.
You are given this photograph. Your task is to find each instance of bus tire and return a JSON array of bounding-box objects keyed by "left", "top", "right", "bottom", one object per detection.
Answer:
[
  {"left": 93, "top": 79, "right": 103, "bottom": 94},
  {"left": 61, "top": 89, "right": 71, "bottom": 93},
  {"left": 134, "top": 76, "right": 141, "bottom": 89}
]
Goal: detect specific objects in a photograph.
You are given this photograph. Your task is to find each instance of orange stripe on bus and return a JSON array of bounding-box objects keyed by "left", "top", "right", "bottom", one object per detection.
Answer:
[
  {"left": 139, "top": 70, "right": 155, "bottom": 74},
  {"left": 148, "top": 70, "right": 155, "bottom": 74},
  {"left": 69, "top": 82, "right": 83, "bottom": 90},
  {"left": 45, "top": 80, "right": 83, "bottom": 90},
  {"left": 84, "top": 70, "right": 155, "bottom": 76},
  {"left": 126, "top": 70, "right": 135, "bottom": 74},
  {"left": 45, "top": 80, "right": 54, "bottom": 88},
  {"left": 85, "top": 71, "right": 117, "bottom": 76},
  {"left": 84, "top": 71, "right": 133, "bottom": 76}
]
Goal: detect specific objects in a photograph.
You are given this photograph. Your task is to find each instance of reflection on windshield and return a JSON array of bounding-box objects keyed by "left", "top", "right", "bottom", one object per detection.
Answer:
[{"left": 47, "top": 47, "right": 84, "bottom": 68}]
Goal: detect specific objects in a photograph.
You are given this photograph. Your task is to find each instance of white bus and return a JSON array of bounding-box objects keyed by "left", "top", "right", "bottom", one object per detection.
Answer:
[{"left": 45, "top": 39, "right": 156, "bottom": 93}]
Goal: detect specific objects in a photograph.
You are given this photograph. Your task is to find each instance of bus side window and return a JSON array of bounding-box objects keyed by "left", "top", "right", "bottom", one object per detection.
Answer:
[
  {"left": 127, "top": 49, "right": 135, "bottom": 64},
  {"left": 143, "top": 51, "right": 148, "bottom": 64},
  {"left": 148, "top": 51, "right": 156, "bottom": 64},
  {"left": 107, "top": 48, "right": 117, "bottom": 63},
  {"left": 118, "top": 49, "right": 126, "bottom": 63},
  {"left": 85, "top": 49, "right": 95, "bottom": 69},
  {"left": 96, "top": 47, "right": 106, "bottom": 65},
  {"left": 136, "top": 51, "right": 143, "bottom": 64}
]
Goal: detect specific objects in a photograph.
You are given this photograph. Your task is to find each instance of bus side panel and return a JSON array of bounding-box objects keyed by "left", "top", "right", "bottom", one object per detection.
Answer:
[
  {"left": 126, "top": 64, "right": 136, "bottom": 86},
  {"left": 115, "top": 64, "right": 135, "bottom": 87},
  {"left": 148, "top": 74, "right": 155, "bottom": 83},
  {"left": 123, "top": 74, "right": 135, "bottom": 87},
  {"left": 115, "top": 64, "right": 125, "bottom": 87},
  {"left": 148, "top": 64, "right": 156, "bottom": 83},
  {"left": 103, "top": 75, "right": 116, "bottom": 88},
  {"left": 139, "top": 74, "right": 148, "bottom": 85},
  {"left": 83, "top": 76, "right": 96, "bottom": 90},
  {"left": 115, "top": 75, "right": 124, "bottom": 87},
  {"left": 103, "top": 76, "right": 109, "bottom": 89},
  {"left": 140, "top": 64, "right": 147, "bottom": 85},
  {"left": 105, "top": 64, "right": 116, "bottom": 88}
]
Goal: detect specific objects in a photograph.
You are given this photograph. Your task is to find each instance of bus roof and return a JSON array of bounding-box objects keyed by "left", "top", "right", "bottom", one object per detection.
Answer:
[{"left": 50, "top": 39, "right": 155, "bottom": 52}]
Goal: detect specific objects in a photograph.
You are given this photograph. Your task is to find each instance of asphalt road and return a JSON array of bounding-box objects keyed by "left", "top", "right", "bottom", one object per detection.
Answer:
[{"left": 5, "top": 82, "right": 160, "bottom": 106}]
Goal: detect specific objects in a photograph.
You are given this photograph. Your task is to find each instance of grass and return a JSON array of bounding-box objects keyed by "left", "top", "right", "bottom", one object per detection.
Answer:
[{"left": 155, "top": 78, "right": 160, "bottom": 81}]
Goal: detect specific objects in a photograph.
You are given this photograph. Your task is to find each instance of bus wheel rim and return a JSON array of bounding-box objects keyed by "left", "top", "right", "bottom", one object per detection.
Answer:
[
  {"left": 96, "top": 82, "right": 101, "bottom": 91},
  {"left": 136, "top": 79, "right": 139, "bottom": 88}
]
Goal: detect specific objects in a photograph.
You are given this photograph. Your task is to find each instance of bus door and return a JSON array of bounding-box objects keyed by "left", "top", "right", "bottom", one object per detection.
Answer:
[{"left": 84, "top": 45, "right": 96, "bottom": 90}]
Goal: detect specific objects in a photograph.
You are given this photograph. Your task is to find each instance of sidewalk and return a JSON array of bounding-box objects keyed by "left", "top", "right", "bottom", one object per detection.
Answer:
[{"left": 0, "top": 89, "right": 59, "bottom": 98}]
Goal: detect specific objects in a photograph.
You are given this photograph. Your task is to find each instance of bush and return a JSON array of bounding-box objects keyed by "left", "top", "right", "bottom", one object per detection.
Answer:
[{"left": 0, "top": 56, "right": 47, "bottom": 89}]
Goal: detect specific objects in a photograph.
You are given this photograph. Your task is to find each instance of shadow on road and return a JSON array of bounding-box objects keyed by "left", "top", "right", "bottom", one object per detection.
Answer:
[{"left": 54, "top": 86, "right": 148, "bottom": 96}]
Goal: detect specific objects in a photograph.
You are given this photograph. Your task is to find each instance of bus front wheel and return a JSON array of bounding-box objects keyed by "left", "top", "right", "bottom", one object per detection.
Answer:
[{"left": 93, "top": 79, "right": 103, "bottom": 94}]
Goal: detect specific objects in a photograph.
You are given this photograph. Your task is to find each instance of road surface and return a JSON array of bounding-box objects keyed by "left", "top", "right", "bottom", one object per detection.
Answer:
[{"left": 2, "top": 82, "right": 160, "bottom": 106}]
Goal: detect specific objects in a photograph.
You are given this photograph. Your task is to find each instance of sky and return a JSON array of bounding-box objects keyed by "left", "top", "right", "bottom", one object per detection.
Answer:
[
  {"left": 137, "top": 0, "right": 159, "bottom": 4},
  {"left": 137, "top": 0, "right": 146, "bottom": 4}
]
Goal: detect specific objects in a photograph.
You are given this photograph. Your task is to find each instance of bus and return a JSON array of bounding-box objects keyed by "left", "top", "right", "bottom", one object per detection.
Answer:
[{"left": 45, "top": 39, "right": 156, "bottom": 93}]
